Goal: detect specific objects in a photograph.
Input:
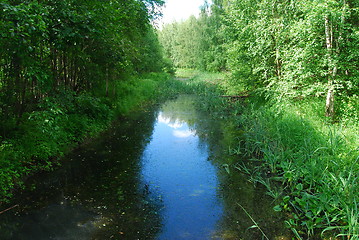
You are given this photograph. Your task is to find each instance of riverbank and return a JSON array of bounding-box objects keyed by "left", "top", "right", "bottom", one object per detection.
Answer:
[
  {"left": 0, "top": 73, "right": 180, "bottom": 204},
  {"left": 177, "top": 69, "right": 359, "bottom": 239}
]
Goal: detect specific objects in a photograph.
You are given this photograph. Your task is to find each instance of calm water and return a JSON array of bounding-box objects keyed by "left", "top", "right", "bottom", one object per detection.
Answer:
[
  {"left": 0, "top": 95, "right": 290, "bottom": 240},
  {"left": 141, "top": 110, "right": 222, "bottom": 239}
]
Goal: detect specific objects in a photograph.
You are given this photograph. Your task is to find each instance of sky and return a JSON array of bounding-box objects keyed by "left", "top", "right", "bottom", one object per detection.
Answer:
[{"left": 159, "top": 0, "right": 207, "bottom": 25}]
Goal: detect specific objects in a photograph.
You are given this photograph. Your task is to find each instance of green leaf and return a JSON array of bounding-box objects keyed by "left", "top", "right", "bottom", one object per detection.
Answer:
[
  {"left": 273, "top": 205, "right": 282, "bottom": 212},
  {"left": 296, "top": 183, "right": 303, "bottom": 191}
]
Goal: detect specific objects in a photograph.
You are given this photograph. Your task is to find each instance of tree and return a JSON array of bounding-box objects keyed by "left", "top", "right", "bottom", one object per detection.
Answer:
[
  {"left": 0, "top": 0, "right": 165, "bottom": 131},
  {"left": 222, "top": 0, "right": 359, "bottom": 116},
  {"left": 159, "top": 1, "right": 227, "bottom": 72}
]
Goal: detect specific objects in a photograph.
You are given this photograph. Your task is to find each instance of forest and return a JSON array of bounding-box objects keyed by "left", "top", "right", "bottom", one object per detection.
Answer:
[
  {"left": 1, "top": 0, "right": 359, "bottom": 239},
  {"left": 0, "top": 0, "right": 169, "bottom": 200}
]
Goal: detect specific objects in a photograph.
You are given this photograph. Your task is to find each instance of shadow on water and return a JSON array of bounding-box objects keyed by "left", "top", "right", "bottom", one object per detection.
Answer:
[
  {"left": 0, "top": 95, "right": 291, "bottom": 239},
  {"left": 0, "top": 108, "right": 162, "bottom": 240}
]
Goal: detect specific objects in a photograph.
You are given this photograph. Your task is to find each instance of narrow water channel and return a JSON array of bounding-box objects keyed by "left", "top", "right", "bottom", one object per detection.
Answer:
[
  {"left": 140, "top": 101, "right": 222, "bottom": 239},
  {"left": 0, "top": 95, "right": 290, "bottom": 240}
]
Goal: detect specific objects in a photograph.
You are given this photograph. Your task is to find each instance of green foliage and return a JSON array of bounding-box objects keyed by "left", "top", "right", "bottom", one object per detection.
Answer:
[
  {"left": 178, "top": 71, "right": 359, "bottom": 239},
  {"left": 158, "top": 3, "right": 227, "bottom": 72},
  {"left": 0, "top": 72, "right": 178, "bottom": 203},
  {"left": 232, "top": 99, "right": 359, "bottom": 239},
  {"left": 337, "top": 95, "right": 359, "bottom": 125},
  {"left": 222, "top": 0, "right": 359, "bottom": 115},
  {"left": 160, "top": 0, "right": 359, "bottom": 117},
  {"left": 0, "top": 0, "right": 166, "bottom": 119},
  {"left": 0, "top": 0, "right": 169, "bottom": 203},
  {"left": 110, "top": 74, "right": 181, "bottom": 117}
]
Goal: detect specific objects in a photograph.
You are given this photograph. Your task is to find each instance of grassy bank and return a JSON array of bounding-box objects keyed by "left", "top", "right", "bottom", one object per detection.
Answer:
[
  {"left": 0, "top": 73, "right": 178, "bottom": 204},
  {"left": 179, "top": 69, "right": 359, "bottom": 239},
  {"left": 238, "top": 100, "right": 359, "bottom": 239}
]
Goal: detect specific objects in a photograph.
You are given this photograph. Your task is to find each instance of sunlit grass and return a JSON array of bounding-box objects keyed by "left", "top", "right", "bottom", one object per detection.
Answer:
[
  {"left": 234, "top": 99, "right": 359, "bottom": 239},
  {"left": 175, "top": 68, "right": 202, "bottom": 78},
  {"left": 180, "top": 70, "right": 359, "bottom": 239},
  {"left": 175, "top": 68, "right": 225, "bottom": 85}
]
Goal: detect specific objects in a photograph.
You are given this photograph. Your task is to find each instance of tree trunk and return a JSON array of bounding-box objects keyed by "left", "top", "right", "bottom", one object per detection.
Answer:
[
  {"left": 325, "top": 88, "right": 334, "bottom": 117},
  {"left": 324, "top": 15, "right": 335, "bottom": 118}
]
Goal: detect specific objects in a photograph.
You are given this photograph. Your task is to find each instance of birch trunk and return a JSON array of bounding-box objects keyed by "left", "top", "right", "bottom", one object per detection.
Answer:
[{"left": 324, "top": 15, "right": 335, "bottom": 118}]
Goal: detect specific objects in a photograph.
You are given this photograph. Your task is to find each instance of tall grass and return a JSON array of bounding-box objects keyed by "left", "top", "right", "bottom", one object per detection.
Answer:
[
  {"left": 179, "top": 69, "right": 359, "bottom": 239},
  {"left": 231, "top": 98, "right": 359, "bottom": 239}
]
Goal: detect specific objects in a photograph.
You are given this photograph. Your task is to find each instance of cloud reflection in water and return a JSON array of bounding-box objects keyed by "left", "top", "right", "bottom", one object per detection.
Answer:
[
  {"left": 157, "top": 113, "right": 183, "bottom": 129},
  {"left": 173, "top": 129, "right": 196, "bottom": 138},
  {"left": 157, "top": 112, "right": 196, "bottom": 138}
]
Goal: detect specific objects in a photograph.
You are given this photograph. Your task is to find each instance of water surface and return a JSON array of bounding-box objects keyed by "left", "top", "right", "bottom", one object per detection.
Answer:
[
  {"left": 141, "top": 103, "right": 222, "bottom": 239},
  {"left": 0, "top": 95, "right": 290, "bottom": 240}
]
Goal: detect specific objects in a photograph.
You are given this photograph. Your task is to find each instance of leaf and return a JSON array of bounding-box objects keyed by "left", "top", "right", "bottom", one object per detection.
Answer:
[
  {"left": 283, "top": 195, "right": 290, "bottom": 203},
  {"left": 273, "top": 205, "right": 282, "bottom": 212},
  {"left": 248, "top": 225, "right": 259, "bottom": 229},
  {"left": 222, "top": 164, "right": 230, "bottom": 174}
]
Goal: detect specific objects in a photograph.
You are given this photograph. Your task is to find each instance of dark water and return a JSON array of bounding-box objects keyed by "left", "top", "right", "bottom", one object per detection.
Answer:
[{"left": 0, "top": 95, "right": 290, "bottom": 240}]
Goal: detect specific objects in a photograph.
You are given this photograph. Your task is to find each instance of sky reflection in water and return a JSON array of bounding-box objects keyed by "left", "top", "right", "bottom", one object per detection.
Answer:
[{"left": 141, "top": 111, "right": 223, "bottom": 239}]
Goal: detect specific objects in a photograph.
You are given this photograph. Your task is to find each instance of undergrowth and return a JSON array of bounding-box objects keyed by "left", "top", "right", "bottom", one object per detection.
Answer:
[{"left": 0, "top": 72, "right": 177, "bottom": 204}]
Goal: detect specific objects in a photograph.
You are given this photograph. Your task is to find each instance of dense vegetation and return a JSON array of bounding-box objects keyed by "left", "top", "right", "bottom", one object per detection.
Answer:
[
  {"left": 1, "top": 0, "right": 359, "bottom": 239},
  {"left": 160, "top": 0, "right": 359, "bottom": 118},
  {"left": 160, "top": 0, "right": 359, "bottom": 239},
  {"left": 0, "top": 0, "right": 172, "bottom": 202}
]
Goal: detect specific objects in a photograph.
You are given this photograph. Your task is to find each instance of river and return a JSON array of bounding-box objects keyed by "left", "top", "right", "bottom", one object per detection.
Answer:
[{"left": 0, "top": 95, "right": 290, "bottom": 240}]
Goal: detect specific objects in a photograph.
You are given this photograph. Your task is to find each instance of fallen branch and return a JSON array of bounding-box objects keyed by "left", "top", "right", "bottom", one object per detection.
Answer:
[{"left": 0, "top": 204, "right": 19, "bottom": 215}]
